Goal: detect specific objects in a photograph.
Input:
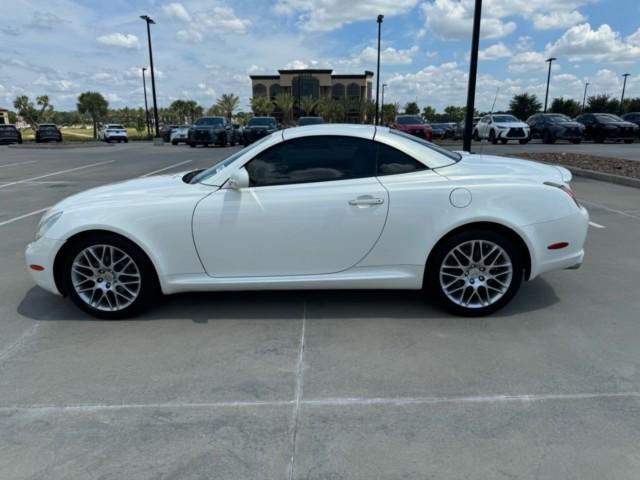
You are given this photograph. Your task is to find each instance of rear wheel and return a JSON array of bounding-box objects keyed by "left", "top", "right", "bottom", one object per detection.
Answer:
[
  {"left": 427, "top": 230, "right": 523, "bottom": 316},
  {"left": 542, "top": 130, "right": 555, "bottom": 144},
  {"left": 473, "top": 130, "right": 480, "bottom": 141},
  {"left": 61, "top": 234, "right": 158, "bottom": 319},
  {"left": 518, "top": 139, "right": 529, "bottom": 144},
  {"left": 500, "top": 138, "right": 508, "bottom": 144},
  {"left": 571, "top": 139, "right": 582, "bottom": 144},
  {"left": 489, "top": 130, "right": 497, "bottom": 144}
]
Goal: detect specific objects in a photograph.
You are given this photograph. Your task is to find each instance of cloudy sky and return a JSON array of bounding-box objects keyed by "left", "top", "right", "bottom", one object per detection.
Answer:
[{"left": 1, "top": 0, "right": 639, "bottom": 113}]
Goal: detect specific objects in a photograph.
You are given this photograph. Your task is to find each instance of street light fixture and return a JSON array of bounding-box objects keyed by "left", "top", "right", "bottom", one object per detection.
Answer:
[
  {"left": 381, "top": 83, "right": 387, "bottom": 125},
  {"left": 141, "top": 67, "right": 150, "bottom": 137},
  {"left": 374, "top": 14, "right": 384, "bottom": 126},
  {"left": 140, "top": 15, "right": 160, "bottom": 137},
  {"left": 582, "top": 81, "right": 590, "bottom": 112},
  {"left": 544, "top": 57, "right": 557, "bottom": 113},
  {"left": 463, "top": 0, "right": 482, "bottom": 152},
  {"left": 620, "top": 73, "right": 630, "bottom": 114}
]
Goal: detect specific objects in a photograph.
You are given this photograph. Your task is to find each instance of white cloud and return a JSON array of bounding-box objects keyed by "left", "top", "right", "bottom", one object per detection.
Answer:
[
  {"left": 508, "top": 51, "right": 548, "bottom": 73},
  {"left": 174, "top": 5, "right": 250, "bottom": 43},
  {"left": 96, "top": 33, "right": 140, "bottom": 50},
  {"left": 284, "top": 59, "right": 310, "bottom": 69},
  {"left": 532, "top": 10, "right": 586, "bottom": 30},
  {"left": 355, "top": 45, "right": 419, "bottom": 65},
  {"left": 176, "top": 29, "right": 204, "bottom": 43},
  {"left": 33, "top": 75, "right": 75, "bottom": 91},
  {"left": 162, "top": 2, "right": 191, "bottom": 22},
  {"left": 546, "top": 23, "right": 640, "bottom": 63},
  {"left": 199, "top": 7, "right": 251, "bottom": 33},
  {"left": 27, "top": 11, "right": 70, "bottom": 30},
  {"left": 478, "top": 42, "right": 511, "bottom": 60},
  {"left": 515, "top": 36, "right": 534, "bottom": 51},
  {"left": 273, "top": 0, "right": 419, "bottom": 32}
]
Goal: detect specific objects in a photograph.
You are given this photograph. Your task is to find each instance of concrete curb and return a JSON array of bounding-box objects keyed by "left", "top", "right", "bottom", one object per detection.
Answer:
[
  {"left": 565, "top": 166, "right": 640, "bottom": 189},
  {"left": 9, "top": 142, "right": 114, "bottom": 150}
]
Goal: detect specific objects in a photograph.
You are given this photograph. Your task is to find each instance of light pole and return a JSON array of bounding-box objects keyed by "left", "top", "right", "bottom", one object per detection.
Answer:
[
  {"left": 141, "top": 67, "right": 150, "bottom": 137},
  {"left": 381, "top": 83, "right": 387, "bottom": 125},
  {"left": 463, "top": 0, "right": 482, "bottom": 152},
  {"left": 140, "top": 15, "right": 160, "bottom": 137},
  {"left": 374, "top": 14, "right": 384, "bottom": 125},
  {"left": 544, "top": 57, "right": 556, "bottom": 113},
  {"left": 582, "top": 82, "right": 590, "bottom": 112},
  {"left": 620, "top": 73, "right": 630, "bottom": 114}
]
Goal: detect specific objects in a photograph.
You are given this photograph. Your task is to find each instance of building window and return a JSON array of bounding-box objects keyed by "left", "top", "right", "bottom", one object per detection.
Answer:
[
  {"left": 253, "top": 84, "right": 267, "bottom": 97},
  {"left": 292, "top": 74, "right": 320, "bottom": 100},
  {"left": 269, "top": 84, "right": 282, "bottom": 99},
  {"left": 347, "top": 83, "right": 360, "bottom": 100},
  {"left": 332, "top": 83, "right": 345, "bottom": 99}
]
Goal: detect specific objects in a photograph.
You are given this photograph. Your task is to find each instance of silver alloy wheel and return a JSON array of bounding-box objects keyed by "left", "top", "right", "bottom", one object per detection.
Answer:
[
  {"left": 439, "top": 240, "right": 513, "bottom": 309},
  {"left": 71, "top": 244, "right": 141, "bottom": 312}
]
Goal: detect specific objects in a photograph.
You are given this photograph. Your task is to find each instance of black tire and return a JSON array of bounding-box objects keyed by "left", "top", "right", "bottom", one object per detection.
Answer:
[
  {"left": 571, "top": 139, "right": 582, "bottom": 144},
  {"left": 500, "top": 138, "right": 508, "bottom": 144},
  {"left": 542, "top": 130, "right": 555, "bottom": 144},
  {"left": 124, "top": 138, "right": 128, "bottom": 143},
  {"left": 60, "top": 233, "right": 159, "bottom": 320},
  {"left": 473, "top": 130, "right": 480, "bottom": 141},
  {"left": 489, "top": 130, "right": 497, "bottom": 144},
  {"left": 171, "top": 140, "right": 178, "bottom": 145},
  {"left": 189, "top": 142, "right": 196, "bottom": 148},
  {"left": 594, "top": 134, "right": 606, "bottom": 143},
  {"left": 518, "top": 139, "right": 529, "bottom": 144},
  {"left": 624, "top": 139, "right": 634, "bottom": 144},
  {"left": 426, "top": 229, "right": 524, "bottom": 316}
]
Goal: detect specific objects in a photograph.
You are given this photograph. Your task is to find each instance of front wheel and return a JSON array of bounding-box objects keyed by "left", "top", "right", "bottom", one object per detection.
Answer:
[
  {"left": 624, "top": 139, "right": 634, "bottom": 144},
  {"left": 489, "top": 130, "right": 497, "bottom": 144},
  {"left": 571, "top": 139, "right": 582, "bottom": 144},
  {"left": 61, "top": 234, "right": 159, "bottom": 319},
  {"left": 518, "top": 139, "right": 529, "bottom": 144},
  {"left": 427, "top": 230, "right": 523, "bottom": 316}
]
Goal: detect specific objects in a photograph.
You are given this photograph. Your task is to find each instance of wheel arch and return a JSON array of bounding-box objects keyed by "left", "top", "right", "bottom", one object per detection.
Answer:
[
  {"left": 423, "top": 221, "right": 532, "bottom": 288},
  {"left": 53, "top": 229, "right": 161, "bottom": 297}
]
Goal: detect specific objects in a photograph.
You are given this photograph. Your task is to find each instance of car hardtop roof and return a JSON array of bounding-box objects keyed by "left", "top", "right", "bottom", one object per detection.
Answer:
[{"left": 282, "top": 123, "right": 376, "bottom": 140}]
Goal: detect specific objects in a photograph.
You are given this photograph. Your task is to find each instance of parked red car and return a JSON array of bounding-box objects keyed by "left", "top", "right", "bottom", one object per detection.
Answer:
[{"left": 390, "top": 115, "right": 433, "bottom": 141}]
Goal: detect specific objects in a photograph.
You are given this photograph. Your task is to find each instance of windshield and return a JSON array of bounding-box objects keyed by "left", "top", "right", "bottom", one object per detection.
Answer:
[
  {"left": 108, "top": 125, "right": 124, "bottom": 129},
  {"left": 195, "top": 117, "right": 224, "bottom": 126},
  {"left": 298, "top": 117, "right": 324, "bottom": 125},
  {"left": 248, "top": 118, "right": 276, "bottom": 126},
  {"left": 389, "top": 129, "right": 461, "bottom": 162},
  {"left": 595, "top": 114, "right": 624, "bottom": 122},
  {"left": 190, "top": 135, "right": 275, "bottom": 185},
  {"left": 431, "top": 123, "right": 448, "bottom": 128},
  {"left": 546, "top": 115, "right": 571, "bottom": 123},
  {"left": 397, "top": 116, "right": 424, "bottom": 125},
  {"left": 493, "top": 115, "right": 518, "bottom": 123}
]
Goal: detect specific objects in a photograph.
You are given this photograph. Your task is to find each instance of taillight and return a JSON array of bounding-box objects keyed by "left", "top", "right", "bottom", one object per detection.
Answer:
[{"left": 544, "top": 181, "right": 580, "bottom": 207}]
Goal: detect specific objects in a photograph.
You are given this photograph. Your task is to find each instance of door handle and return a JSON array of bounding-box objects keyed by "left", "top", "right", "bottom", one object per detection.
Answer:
[{"left": 349, "top": 196, "right": 384, "bottom": 206}]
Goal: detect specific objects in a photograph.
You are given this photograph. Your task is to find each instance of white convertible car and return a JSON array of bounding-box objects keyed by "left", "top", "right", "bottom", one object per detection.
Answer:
[{"left": 26, "top": 125, "right": 589, "bottom": 318}]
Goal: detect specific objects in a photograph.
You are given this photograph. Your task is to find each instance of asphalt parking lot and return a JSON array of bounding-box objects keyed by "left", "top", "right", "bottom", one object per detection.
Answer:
[{"left": 1, "top": 142, "right": 640, "bottom": 479}]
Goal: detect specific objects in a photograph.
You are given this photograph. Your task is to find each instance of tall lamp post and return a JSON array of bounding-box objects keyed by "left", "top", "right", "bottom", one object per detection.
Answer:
[
  {"left": 374, "top": 14, "right": 384, "bottom": 125},
  {"left": 620, "top": 73, "right": 630, "bottom": 114},
  {"left": 463, "top": 0, "right": 482, "bottom": 152},
  {"left": 544, "top": 57, "right": 556, "bottom": 113},
  {"left": 582, "top": 82, "right": 590, "bottom": 112},
  {"left": 141, "top": 67, "right": 151, "bottom": 137},
  {"left": 381, "top": 83, "right": 387, "bottom": 125},
  {"left": 140, "top": 15, "right": 160, "bottom": 137}
]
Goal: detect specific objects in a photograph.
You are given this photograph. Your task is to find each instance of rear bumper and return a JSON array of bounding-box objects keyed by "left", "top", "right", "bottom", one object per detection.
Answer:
[{"left": 25, "top": 237, "right": 64, "bottom": 295}]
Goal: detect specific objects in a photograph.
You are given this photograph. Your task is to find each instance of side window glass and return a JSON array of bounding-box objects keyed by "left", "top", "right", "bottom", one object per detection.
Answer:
[
  {"left": 376, "top": 143, "right": 428, "bottom": 176},
  {"left": 245, "top": 136, "right": 376, "bottom": 187}
]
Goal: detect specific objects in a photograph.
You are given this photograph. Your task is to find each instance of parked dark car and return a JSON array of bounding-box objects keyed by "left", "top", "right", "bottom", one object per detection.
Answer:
[
  {"left": 297, "top": 116, "right": 324, "bottom": 126},
  {"left": 0, "top": 124, "right": 23, "bottom": 145},
  {"left": 526, "top": 113, "right": 585, "bottom": 144},
  {"left": 390, "top": 115, "right": 433, "bottom": 141},
  {"left": 35, "top": 124, "right": 62, "bottom": 143},
  {"left": 231, "top": 124, "right": 243, "bottom": 145},
  {"left": 161, "top": 124, "right": 179, "bottom": 143},
  {"left": 243, "top": 116, "right": 278, "bottom": 146},
  {"left": 431, "top": 123, "right": 455, "bottom": 140},
  {"left": 188, "top": 117, "right": 232, "bottom": 148},
  {"left": 621, "top": 112, "right": 640, "bottom": 135},
  {"left": 575, "top": 113, "right": 638, "bottom": 143},
  {"left": 453, "top": 117, "right": 480, "bottom": 140}
]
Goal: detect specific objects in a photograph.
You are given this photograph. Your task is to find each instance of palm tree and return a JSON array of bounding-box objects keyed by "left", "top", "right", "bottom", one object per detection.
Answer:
[
  {"left": 36, "top": 95, "right": 52, "bottom": 123},
  {"left": 317, "top": 98, "right": 345, "bottom": 123},
  {"left": 77, "top": 91, "right": 109, "bottom": 138},
  {"left": 250, "top": 96, "right": 274, "bottom": 116},
  {"left": 298, "top": 96, "right": 318, "bottom": 116},
  {"left": 274, "top": 92, "right": 294, "bottom": 125},
  {"left": 215, "top": 93, "right": 240, "bottom": 121}
]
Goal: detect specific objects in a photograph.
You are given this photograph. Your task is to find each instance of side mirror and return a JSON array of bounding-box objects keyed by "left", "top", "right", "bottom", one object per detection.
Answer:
[{"left": 225, "top": 167, "right": 249, "bottom": 190}]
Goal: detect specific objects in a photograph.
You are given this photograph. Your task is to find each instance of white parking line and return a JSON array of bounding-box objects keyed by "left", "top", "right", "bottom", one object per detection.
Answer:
[
  {"left": 0, "top": 160, "right": 37, "bottom": 169},
  {"left": 589, "top": 221, "right": 606, "bottom": 229},
  {"left": 0, "top": 207, "right": 51, "bottom": 227},
  {"left": 0, "top": 160, "right": 114, "bottom": 190},
  {"left": 139, "top": 160, "right": 192, "bottom": 177},
  {"left": 581, "top": 199, "right": 640, "bottom": 221}
]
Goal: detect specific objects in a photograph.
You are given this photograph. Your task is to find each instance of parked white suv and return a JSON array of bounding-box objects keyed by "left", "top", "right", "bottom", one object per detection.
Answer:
[
  {"left": 170, "top": 125, "right": 190, "bottom": 145},
  {"left": 473, "top": 114, "right": 530, "bottom": 144},
  {"left": 99, "top": 124, "right": 128, "bottom": 143}
]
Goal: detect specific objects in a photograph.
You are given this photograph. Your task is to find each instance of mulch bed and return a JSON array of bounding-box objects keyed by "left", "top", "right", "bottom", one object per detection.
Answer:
[{"left": 505, "top": 152, "right": 640, "bottom": 180}]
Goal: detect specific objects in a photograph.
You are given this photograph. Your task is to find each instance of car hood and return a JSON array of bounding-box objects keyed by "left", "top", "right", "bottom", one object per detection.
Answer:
[
  {"left": 553, "top": 121, "right": 583, "bottom": 128},
  {"left": 398, "top": 124, "right": 430, "bottom": 128},
  {"left": 435, "top": 153, "right": 571, "bottom": 184},
  {"left": 493, "top": 122, "right": 528, "bottom": 128},
  {"left": 246, "top": 125, "right": 275, "bottom": 130},
  {"left": 607, "top": 121, "right": 637, "bottom": 128}
]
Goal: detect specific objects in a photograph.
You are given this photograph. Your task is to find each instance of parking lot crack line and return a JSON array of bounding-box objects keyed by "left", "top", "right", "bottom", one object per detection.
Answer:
[
  {"left": 0, "top": 323, "right": 41, "bottom": 367},
  {"left": 287, "top": 300, "right": 307, "bottom": 480}
]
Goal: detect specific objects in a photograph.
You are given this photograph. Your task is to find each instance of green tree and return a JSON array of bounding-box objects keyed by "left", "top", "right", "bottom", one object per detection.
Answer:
[
  {"left": 404, "top": 101, "right": 420, "bottom": 115},
  {"left": 622, "top": 97, "right": 640, "bottom": 114},
  {"left": 250, "top": 95, "right": 274, "bottom": 116},
  {"left": 382, "top": 103, "right": 400, "bottom": 125},
  {"left": 215, "top": 93, "right": 240, "bottom": 121},
  {"left": 317, "top": 98, "right": 345, "bottom": 123},
  {"left": 364, "top": 100, "right": 377, "bottom": 124},
  {"left": 586, "top": 94, "right": 620, "bottom": 114},
  {"left": 274, "top": 92, "right": 294, "bottom": 125},
  {"left": 443, "top": 105, "right": 465, "bottom": 122},
  {"left": 550, "top": 97, "right": 581, "bottom": 118},
  {"left": 421, "top": 105, "right": 436, "bottom": 121},
  {"left": 298, "top": 96, "right": 319, "bottom": 116},
  {"left": 77, "top": 91, "right": 109, "bottom": 138},
  {"left": 509, "top": 93, "right": 541, "bottom": 120},
  {"left": 205, "top": 104, "right": 224, "bottom": 116},
  {"left": 13, "top": 95, "right": 53, "bottom": 129}
]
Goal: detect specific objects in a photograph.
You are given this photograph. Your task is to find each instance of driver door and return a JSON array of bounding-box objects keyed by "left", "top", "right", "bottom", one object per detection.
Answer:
[{"left": 192, "top": 135, "right": 389, "bottom": 277}]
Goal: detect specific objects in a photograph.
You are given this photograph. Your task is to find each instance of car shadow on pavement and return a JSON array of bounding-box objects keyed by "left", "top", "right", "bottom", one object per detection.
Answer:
[{"left": 17, "top": 277, "right": 559, "bottom": 323}]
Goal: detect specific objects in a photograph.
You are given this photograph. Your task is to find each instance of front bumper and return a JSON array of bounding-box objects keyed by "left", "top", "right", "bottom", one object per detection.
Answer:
[
  {"left": 497, "top": 128, "right": 528, "bottom": 139},
  {"left": 25, "top": 237, "right": 65, "bottom": 295}
]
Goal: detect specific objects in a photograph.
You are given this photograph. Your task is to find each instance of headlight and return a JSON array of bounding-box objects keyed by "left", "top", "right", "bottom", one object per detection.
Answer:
[
  {"left": 495, "top": 125, "right": 508, "bottom": 129},
  {"left": 35, "top": 211, "right": 62, "bottom": 241}
]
